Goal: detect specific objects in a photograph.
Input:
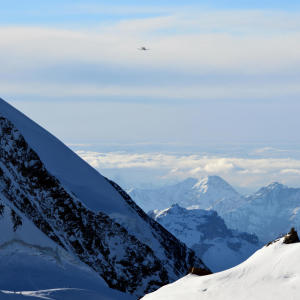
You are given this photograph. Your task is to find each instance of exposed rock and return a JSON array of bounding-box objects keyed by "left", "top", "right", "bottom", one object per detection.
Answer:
[
  {"left": 265, "top": 228, "right": 300, "bottom": 247},
  {"left": 149, "top": 204, "right": 260, "bottom": 272},
  {"left": 283, "top": 227, "right": 300, "bottom": 244},
  {"left": 266, "top": 238, "right": 280, "bottom": 247},
  {"left": 188, "top": 266, "right": 212, "bottom": 276}
]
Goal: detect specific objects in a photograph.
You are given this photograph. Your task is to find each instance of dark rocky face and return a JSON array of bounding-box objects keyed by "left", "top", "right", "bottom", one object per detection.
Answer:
[{"left": 0, "top": 115, "right": 207, "bottom": 297}]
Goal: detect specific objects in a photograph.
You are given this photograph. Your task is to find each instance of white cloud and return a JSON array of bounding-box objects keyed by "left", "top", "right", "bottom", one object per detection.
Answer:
[
  {"left": 75, "top": 151, "right": 300, "bottom": 191},
  {"left": 1, "top": 9, "right": 300, "bottom": 100},
  {"left": 3, "top": 80, "right": 300, "bottom": 101},
  {"left": 203, "top": 159, "right": 235, "bottom": 173},
  {"left": 253, "top": 147, "right": 287, "bottom": 154},
  {"left": 280, "top": 169, "right": 300, "bottom": 175},
  {"left": 2, "top": 22, "right": 300, "bottom": 73}
]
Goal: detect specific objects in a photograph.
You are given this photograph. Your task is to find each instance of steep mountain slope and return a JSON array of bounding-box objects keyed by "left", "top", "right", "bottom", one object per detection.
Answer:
[
  {"left": 149, "top": 204, "right": 259, "bottom": 272},
  {"left": 223, "top": 182, "right": 300, "bottom": 243},
  {"left": 143, "top": 236, "right": 300, "bottom": 300},
  {"left": 129, "top": 176, "right": 244, "bottom": 214},
  {"left": 0, "top": 197, "right": 133, "bottom": 300},
  {"left": 0, "top": 98, "right": 207, "bottom": 297}
]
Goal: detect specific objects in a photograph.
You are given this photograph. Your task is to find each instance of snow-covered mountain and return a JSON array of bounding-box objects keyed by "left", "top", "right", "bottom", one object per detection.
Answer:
[
  {"left": 0, "top": 98, "right": 208, "bottom": 297},
  {"left": 223, "top": 182, "right": 300, "bottom": 243},
  {"left": 130, "top": 177, "right": 300, "bottom": 244},
  {"left": 142, "top": 234, "right": 300, "bottom": 300},
  {"left": 149, "top": 204, "right": 259, "bottom": 272},
  {"left": 129, "top": 176, "right": 244, "bottom": 214}
]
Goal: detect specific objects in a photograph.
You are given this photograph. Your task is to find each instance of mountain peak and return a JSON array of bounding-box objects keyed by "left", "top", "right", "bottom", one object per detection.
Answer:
[
  {"left": 266, "top": 182, "right": 286, "bottom": 190},
  {"left": 256, "top": 182, "right": 287, "bottom": 195},
  {"left": 207, "top": 175, "right": 227, "bottom": 182},
  {"left": 193, "top": 175, "right": 240, "bottom": 197},
  {"left": 205, "top": 175, "right": 233, "bottom": 186},
  {"left": 169, "top": 203, "right": 186, "bottom": 213},
  {"left": 174, "top": 176, "right": 232, "bottom": 190},
  {"left": 129, "top": 175, "right": 243, "bottom": 213}
]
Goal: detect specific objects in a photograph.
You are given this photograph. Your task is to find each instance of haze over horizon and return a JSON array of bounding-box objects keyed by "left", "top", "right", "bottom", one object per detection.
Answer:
[{"left": 1, "top": 1, "right": 300, "bottom": 191}]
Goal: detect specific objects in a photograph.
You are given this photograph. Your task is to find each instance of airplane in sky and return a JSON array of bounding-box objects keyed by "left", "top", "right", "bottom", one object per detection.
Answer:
[{"left": 138, "top": 47, "right": 150, "bottom": 51}]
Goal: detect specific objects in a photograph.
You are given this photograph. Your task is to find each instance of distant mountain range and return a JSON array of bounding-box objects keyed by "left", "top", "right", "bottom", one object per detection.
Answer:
[
  {"left": 129, "top": 176, "right": 300, "bottom": 243},
  {"left": 225, "top": 182, "right": 300, "bottom": 242}
]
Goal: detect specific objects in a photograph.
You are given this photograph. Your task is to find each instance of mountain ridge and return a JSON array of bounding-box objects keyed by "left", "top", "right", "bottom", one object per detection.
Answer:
[
  {"left": 130, "top": 176, "right": 300, "bottom": 243},
  {"left": 149, "top": 204, "right": 259, "bottom": 272},
  {"left": 0, "top": 98, "right": 208, "bottom": 297}
]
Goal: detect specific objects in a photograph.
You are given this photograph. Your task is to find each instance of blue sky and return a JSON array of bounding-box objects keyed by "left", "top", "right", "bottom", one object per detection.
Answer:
[
  {"left": 2, "top": 1, "right": 300, "bottom": 27},
  {"left": 1, "top": 1, "right": 300, "bottom": 189}
]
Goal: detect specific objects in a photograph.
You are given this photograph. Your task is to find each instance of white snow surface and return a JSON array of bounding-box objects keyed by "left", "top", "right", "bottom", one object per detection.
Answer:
[
  {"left": 143, "top": 239, "right": 300, "bottom": 300},
  {"left": 0, "top": 288, "right": 133, "bottom": 300},
  {"left": 0, "top": 198, "right": 133, "bottom": 300}
]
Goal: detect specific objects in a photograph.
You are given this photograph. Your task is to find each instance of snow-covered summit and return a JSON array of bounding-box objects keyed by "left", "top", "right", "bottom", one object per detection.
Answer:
[
  {"left": 129, "top": 176, "right": 244, "bottom": 213},
  {"left": 224, "top": 182, "right": 300, "bottom": 243},
  {"left": 254, "top": 182, "right": 288, "bottom": 198},
  {"left": 194, "top": 175, "right": 236, "bottom": 192},
  {"left": 143, "top": 236, "right": 300, "bottom": 300}
]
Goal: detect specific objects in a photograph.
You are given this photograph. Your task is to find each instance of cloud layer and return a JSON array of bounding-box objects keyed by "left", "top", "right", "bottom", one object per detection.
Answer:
[
  {"left": 1, "top": 8, "right": 300, "bottom": 100},
  {"left": 75, "top": 150, "right": 300, "bottom": 192}
]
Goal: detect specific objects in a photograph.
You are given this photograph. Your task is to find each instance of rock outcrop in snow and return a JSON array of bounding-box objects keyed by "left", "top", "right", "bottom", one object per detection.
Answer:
[{"left": 0, "top": 98, "right": 208, "bottom": 297}]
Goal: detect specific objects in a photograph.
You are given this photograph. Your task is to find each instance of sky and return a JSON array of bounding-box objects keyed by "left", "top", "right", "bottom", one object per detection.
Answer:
[{"left": 1, "top": 1, "right": 300, "bottom": 191}]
